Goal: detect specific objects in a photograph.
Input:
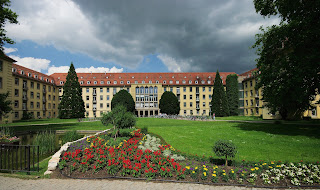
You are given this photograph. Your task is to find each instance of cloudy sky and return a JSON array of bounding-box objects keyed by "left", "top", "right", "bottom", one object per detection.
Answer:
[{"left": 4, "top": 0, "right": 279, "bottom": 75}]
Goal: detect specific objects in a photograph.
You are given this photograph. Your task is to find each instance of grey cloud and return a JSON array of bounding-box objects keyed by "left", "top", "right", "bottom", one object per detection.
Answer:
[{"left": 72, "top": 0, "right": 278, "bottom": 73}]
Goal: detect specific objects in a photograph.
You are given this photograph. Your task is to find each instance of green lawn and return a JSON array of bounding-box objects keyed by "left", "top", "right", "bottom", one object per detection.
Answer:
[
  {"left": 2, "top": 118, "right": 78, "bottom": 127},
  {"left": 9, "top": 121, "right": 109, "bottom": 132},
  {"left": 136, "top": 118, "right": 320, "bottom": 163},
  {"left": 215, "top": 116, "right": 263, "bottom": 121}
]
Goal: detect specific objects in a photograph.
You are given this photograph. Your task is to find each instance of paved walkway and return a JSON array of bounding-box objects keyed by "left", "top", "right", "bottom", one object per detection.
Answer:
[{"left": 0, "top": 176, "right": 307, "bottom": 190}]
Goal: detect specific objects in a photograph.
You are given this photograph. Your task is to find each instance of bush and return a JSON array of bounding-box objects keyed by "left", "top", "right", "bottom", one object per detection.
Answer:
[
  {"left": 118, "top": 128, "right": 135, "bottom": 137},
  {"left": 213, "top": 140, "right": 237, "bottom": 166},
  {"left": 33, "top": 130, "right": 55, "bottom": 155},
  {"left": 62, "top": 130, "right": 81, "bottom": 144}
]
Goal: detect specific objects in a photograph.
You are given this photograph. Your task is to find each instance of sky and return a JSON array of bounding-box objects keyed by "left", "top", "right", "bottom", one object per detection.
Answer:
[{"left": 4, "top": 0, "right": 279, "bottom": 75}]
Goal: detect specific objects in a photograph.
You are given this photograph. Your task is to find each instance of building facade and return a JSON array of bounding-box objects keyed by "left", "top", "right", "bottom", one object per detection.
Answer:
[{"left": 1, "top": 53, "right": 319, "bottom": 123}]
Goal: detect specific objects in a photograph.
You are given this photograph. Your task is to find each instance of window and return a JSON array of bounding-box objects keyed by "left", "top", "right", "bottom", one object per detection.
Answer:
[
  {"left": 100, "top": 88, "right": 103, "bottom": 93},
  {"left": 245, "top": 100, "right": 248, "bottom": 106},
  {"left": 184, "top": 102, "right": 186, "bottom": 107},
  {"left": 203, "top": 95, "right": 205, "bottom": 100},
  {"left": 107, "top": 103, "right": 110, "bottom": 108},
  {"left": 209, "top": 87, "right": 212, "bottom": 92},
  {"left": 209, "top": 95, "right": 212, "bottom": 99},
  {"left": 80, "top": 81, "right": 83, "bottom": 85},
  {"left": 120, "top": 81, "right": 124, "bottom": 84},
  {"left": 15, "top": 78, "right": 19, "bottom": 85},
  {"left": 87, "top": 81, "right": 90, "bottom": 84},
  {"left": 127, "top": 81, "right": 130, "bottom": 84},
  {"left": 14, "top": 100, "right": 19, "bottom": 108},
  {"left": 250, "top": 81, "right": 253, "bottom": 87},
  {"left": 0, "top": 77, "right": 2, "bottom": 89},
  {"left": 86, "top": 103, "right": 89, "bottom": 108},
  {"left": 0, "top": 60, "right": 2, "bottom": 71},
  {"left": 101, "top": 81, "right": 104, "bottom": 84},
  {"left": 60, "top": 81, "right": 64, "bottom": 85},
  {"left": 182, "top": 80, "right": 186, "bottom": 84},
  {"left": 30, "top": 102, "right": 34, "bottom": 108},
  {"left": 113, "top": 88, "right": 117, "bottom": 94},
  {"left": 183, "top": 95, "right": 186, "bottom": 100},
  {"left": 156, "top": 80, "right": 159, "bottom": 84},
  {"left": 189, "top": 87, "right": 192, "bottom": 92},
  {"left": 30, "top": 82, "right": 34, "bottom": 88},
  {"left": 184, "top": 110, "right": 186, "bottom": 114},
  {"left": 37, "top": 93, "right": 40, "bottom": 99},
  {"left": 48, "top": 95, "right": 51, "bottom": 100},
  {"left": 202, "top": 87, "right": 205, "bottom": 92},
  {"left": 250, "top": 90, "right": 253, "bottom": 97},
  {"left": 53, "top": 104, "right": 56, "bottom": 109},
  {"left": 190, "top": 95, "right": 192, "bottom": 100},
  {"left": 94, "top": 81, "right": 97, "bottom": 84},
  {"left": 53, "top": 96, "right": 55, "bottom": 101},
  {"left": 114, "top": 81, "right": 117, "bottom": 84},
  {"left": 203, "top": 102, "right": 206, "bottom": 107},
  {"left": 195, "top": 81, "right": 198, "bottom": 84},
  {"left": 107, "top": 81, "right": 111, "bottom": 84},
  {"left": 149, "top": 80, "right": 152, "bottom": 84},
  {"left": 100, "top": 103, "right": 103, "bottom": 108},
  {"left": 107, "top": 88, "right": 109, "bottom": 93},
  {"left": 37, "top": 83, "right": 40, "bottom": 89},
  {"left": 164, "top": 87, "right": 166, "bottom": 92},
  {"left": 163, "top": 80, "right": 166, "bottom": 84},
  {"left": 14, "top": 112, "right": 19, "bottom": 119},
  {"left": 86, "top": 88, "right": 89, "bottom": 93},
  {"left": 190, "top": 102, "right": 193, "bottom": 107},
  {"left": 37, "top": 102, "right": 40, "bottom": 108},
  {"left": 100, "top": 95, "right": 103, "bottom": 100},
  {"left": 170, "top": 87, "right": 173, "bottom": 92},
  {"left": 203, "top": 110, "right": 206, "bottom": 114},
  {"left": 107, "top": 95, "right": 109, "bottom": 100},
  {"left": 15, "top": 89, "right": 19, "bottom": 96},
  {"left": 86, "top": 96, "right": 89, "bottom": 100},
  {"left": 59, "top": 88, "right": 62, "bottom": 93},
  {"left": 189, "top": 80, "right": 192, "bottom": 84}
]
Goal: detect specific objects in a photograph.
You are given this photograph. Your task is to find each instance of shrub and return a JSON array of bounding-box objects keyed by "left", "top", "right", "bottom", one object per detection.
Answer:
[
  {"left": 118, "top": 128, "right": 135, "bottom": 137},
  {"left": 213, "top": 140, "right": 237, "bottom": 166},
  {"left": 62, "top": 130, "right": 81, "bottom": 144},
  {"left": 141, "top": 127, "right": 148, "bottom": 134}
]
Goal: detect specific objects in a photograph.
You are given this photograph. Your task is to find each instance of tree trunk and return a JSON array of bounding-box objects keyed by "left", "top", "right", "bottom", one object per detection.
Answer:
[{"left": 225, "top": 155, "right": 228, "bottom": 166}]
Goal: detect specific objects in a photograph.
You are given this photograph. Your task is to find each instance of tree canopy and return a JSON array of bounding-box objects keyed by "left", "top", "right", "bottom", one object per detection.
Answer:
[
  {"left": 211, "top": 71, "right": 229, "bottom": 117},
  {"left": 101, "top": 105, "right": 136, "bottom": 140},
  {"left": 226, "top": 74, "right": 239, "bottom": 116},
  {"left": 111, "top": 89, "right": 135, "bottom": 112},
  {"left": 252, "top": 0, "right": 320, "bottom": 120},
  {"left": 0, "top": 0, "right": 18, "bottom": 52},
  {"left": 58, "top": 63, "right": 85, "bottom": 119},
  {"left": 159, "top": 91, "right": 180, "bottom": 115}
]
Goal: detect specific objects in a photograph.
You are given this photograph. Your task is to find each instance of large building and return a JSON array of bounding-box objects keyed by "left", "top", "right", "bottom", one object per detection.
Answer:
[{"left": 1, "top": 54, "right": 319, "bottom": 123}]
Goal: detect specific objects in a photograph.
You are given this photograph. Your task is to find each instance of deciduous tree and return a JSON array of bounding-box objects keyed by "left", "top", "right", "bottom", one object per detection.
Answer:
[
  {"left": 111, "top": 89, "right": 135, "bottom": 112},
  {"left": 0, "top": 0, "right": 18, "bottom": 52},
  {"left": 159, "top": 91, "right": 180, "bottom": 115},
  {"left": 252, "top": 0, "right": 320, "bottom": 120}
]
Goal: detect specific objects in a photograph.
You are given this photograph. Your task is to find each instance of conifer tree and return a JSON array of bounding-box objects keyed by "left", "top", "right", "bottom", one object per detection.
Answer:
[
  {"left": 226, "top": 74, "right": 239, "bottom": 116},
  {"left": 211, "top": 71, "right": 229, "bottom": 117},
  {"left": 58, "top": 63, "right": 85, "bottom": 119}
]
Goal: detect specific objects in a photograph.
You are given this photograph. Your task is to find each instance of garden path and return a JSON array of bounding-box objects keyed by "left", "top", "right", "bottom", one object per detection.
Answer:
[{"left": 0, "top": 176, "right": 307, "bottom": 190}]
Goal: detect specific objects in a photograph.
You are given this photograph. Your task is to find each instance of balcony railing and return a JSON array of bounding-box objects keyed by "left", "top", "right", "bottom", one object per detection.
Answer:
[{"left": 23, "top": 85, "right": 28, "bottom": 90}]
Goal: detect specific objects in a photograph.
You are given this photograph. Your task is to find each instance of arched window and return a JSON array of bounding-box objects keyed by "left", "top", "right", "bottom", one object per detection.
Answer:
[
  {"left": 145, "top": 87, "right": 149, "bottom": 94},
  {"left": 154, "top": 87, "right": 158, "bottom": 93},
  {"left": 136, "top": 87, "right": 139, "bottom": 94},
  {"left": 140, "top": 87, "right": 144, "bottom": 94},
  {"left": 149, "top": 87, "right": 153, "bottom": 94}
]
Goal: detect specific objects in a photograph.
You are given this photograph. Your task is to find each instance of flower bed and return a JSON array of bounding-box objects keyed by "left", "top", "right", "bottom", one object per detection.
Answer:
[{"left": 58, "top": 129, "right": 320, "bottom": 187}]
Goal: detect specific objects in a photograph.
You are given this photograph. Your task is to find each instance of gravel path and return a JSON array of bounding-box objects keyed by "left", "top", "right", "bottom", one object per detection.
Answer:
[{"left": 0, "top": 176, "right": 308, "bottom": 190}]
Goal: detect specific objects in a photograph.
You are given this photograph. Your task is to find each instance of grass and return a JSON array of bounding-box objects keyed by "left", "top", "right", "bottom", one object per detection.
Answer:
[
  {"left": 215, "top": 116, "right": 263, "bottom": 121},
  {"left": 136, "top": 118, "right": 320, "bottom": 163},
  {"left": 9, "top": 121, "right": 110, "bottom": 132},
  {"left": 1, "top": 118, "right": 78, "bottom": 127}
]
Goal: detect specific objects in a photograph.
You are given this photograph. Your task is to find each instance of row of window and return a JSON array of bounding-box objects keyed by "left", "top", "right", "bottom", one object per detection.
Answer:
[
  {"left": 86, "top": 95, "right": 111, "bottom": 101},
  {"left": 245, "top": 99, "right": 260, "bottom": 107},
  {"left": 73, "top": 79, "right": 213, "bottom": 86},
  {"left": 245, "top": 108, "right": 260, "bottom": 115},
  {"left": 244, "top": 80, "right": 258, "bottom": 89},
  {"left": 183, "top": 109, "right": 207, "bottom": 115},
  {"left": 135, "top": 87, "right": 158, "bottom": 94},
  {"left": 164, "top": 86, "right": 212, "bottom": 93},
  {"left": 14, "top": 100, "right": 56, "bottom": 109},
  {"left": 14, "top": 89, "right": 56, "bottom": 100},
  {"left": 244, "top": 90, "right": 259, "bottom": 98},
  {"left": 86, "top": 103, "right": 110, "bottom": 109},
  {"left": 14, "top": 78, "right": 56, "bottom": 92},
  {"left": 182, "top": 102, "right": 208, "bottom": 108},
  {"left": 181, "top": 94, "right": 212, "bottom": 100}
]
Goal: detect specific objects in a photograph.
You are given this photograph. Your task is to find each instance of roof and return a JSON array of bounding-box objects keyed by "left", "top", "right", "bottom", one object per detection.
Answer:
[
  {"left": 0, "top": 53, "right": 17, "bottom": 63},
  {"left": 12, "top": 64, "right": 56, "bottom": 85},
  {"left": 239, "top": 68, "right": 259, "bottom": 81},
  {"left": 50, "top": 72, "right": 236, "bottom": 87}
]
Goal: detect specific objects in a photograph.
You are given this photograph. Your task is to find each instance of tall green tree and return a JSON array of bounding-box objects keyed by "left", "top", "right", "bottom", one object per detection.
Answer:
[
  {"left": 211, "top": 71, "right": 229, "bottom": 117},
  {"left": 0, "top": 92, "right": 11, "bottom": 118},
  {"left": 252, "top": 0, "right": 320, "bottom": 120},
  {"left": 159, "top": 91, "right": 180, "bottom": 115},
  {"left": 226, "top": 74, "right": 239, "bottom": 116},
  {"left": 58, "top": 63, "right": 85, "bottom": 119},
  {"left": 0, "top": 0, "right": 18, "bottom": 52},
  {"left": 111, "top": 89, "right": 135, "bottom": 112}
]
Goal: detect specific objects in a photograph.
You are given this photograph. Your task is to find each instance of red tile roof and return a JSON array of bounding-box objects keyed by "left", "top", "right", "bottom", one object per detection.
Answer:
[
  {"left": 50, "top": 72, "right": 236, "bottom": 87},
  {"left": 239, "top": 68, "right": 259, "bottom": 81},
  {"left": 12, "top": 64, "right": 55, "bottom": 85}
]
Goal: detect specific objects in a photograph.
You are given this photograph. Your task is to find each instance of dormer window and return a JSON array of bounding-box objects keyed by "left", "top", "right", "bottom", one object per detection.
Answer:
[
  {"left": 40, "top": 77, "right": 44, "bottom": 80},
  {"left": 81, "top": 76, "right": 83, "bottom": 79},
  {"left": 60, "top": 81, "right": 64, "bottom": 85},
  {"left": 58, "top": 77, "right": 60, "bottom": 80},
  {"left": 127, "top": 81, "right": 130, "bottom": 84},
  {"left": 208, "top": 81, "right": 211, "bottom": 84},
  {"left": 12, "top": 68, "right": 17, "bottom": 72},
  {"left": 182, "top": 80, "right": 186, "bottom": 84},
  {"left": 93, "top": 77, "right": 96, "bottom": 79},
  {"left": 163, "top": 80, "right": 166, "bottom": 84},
  {"left": 21, "top": 70, "right": 24, "bottom": 75},
  {"left": 46, "top": 78, "right": 49, "bottom": 82},
  {"left": 28, "top": 73, "right": 32, "bottom": 77},
  {"left": 189, "top": 80, "right": 192, "bottom": 84},
  {"left": 135, "top": 81, "right": 138, "bottom": 84},
  {"left": 195, "top": 81, "right": 198, "bottom": 84},
  {"left": 120, "top": 81, "right": 124, "bottom": 84},
  {"left": 51, "top": 80, "right": 54, "bottom": 83},
  {"left": 169, "top": 81, "right": 173, "bottom": 84},
  {"left": 107, "top": 81, "right": 110, "bottom": 84},
  {"left": 80, "top": 81, "right": 84, "bottom": 84},
  {"left": 114, "top": 81, "right": 117, "bottom": 84},
  {"left": 149, "top": 80, "right": 152, "bottom": 84},
  {"left": 100, "top": 81, "right": 104, "bottom": 84},
  {"left": 156, "top": 80, "right": 159, "bottom": 84},
  {"left": 201, "top": 80, "right": 205, "bottom": 84},
  {"left": 87, "top": 81, "right": 90, "bottom": 84},
  {"left": 176, "top": 81, "right": 179, "bottom": 84},
  {"left": 35, "top": 75, "right": 38, "bottom": 79},
  {"left": 94, "top": 81, "right": 97, "bottom": 84},
  {"left": 142, "top": 80, "right": 145, "bottom": 84},
  {"left": 132, "top": 76, "right": 134, "bottom": 79}
]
